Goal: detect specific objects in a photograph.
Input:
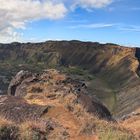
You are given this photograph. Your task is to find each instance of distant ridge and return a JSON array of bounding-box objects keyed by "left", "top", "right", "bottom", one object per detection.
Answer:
[{"left": 0, "top": 40, "right": 140, "bottom": 117}]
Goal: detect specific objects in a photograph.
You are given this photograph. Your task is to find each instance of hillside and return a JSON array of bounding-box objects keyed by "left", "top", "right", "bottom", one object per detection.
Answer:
[
  {"left": 0, "top": 69, "right": 138, "bottom": 140},
  {"left": 0, "top": 40, "right": 140, "bottom": 118}
]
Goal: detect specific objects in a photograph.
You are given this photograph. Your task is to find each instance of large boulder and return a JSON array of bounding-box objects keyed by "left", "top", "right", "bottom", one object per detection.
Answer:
[
  {"left": 0, "top": 95, "right": 50, "bottom": 123},
  {"left": 8, "top": 70, "right": 38, "bottom": 97},
  {"left": 77, "top": 93, "right": 112, "bottom": 120}
]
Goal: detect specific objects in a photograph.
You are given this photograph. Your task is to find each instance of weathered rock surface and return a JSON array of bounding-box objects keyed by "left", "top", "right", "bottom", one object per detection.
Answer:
[
  {"left": 0, "top": 95, "right": 50, "bottom": 122},
  {"left": 8, "top": 69, "right": 112, "bottom": 121},
  {"left": 8, "top": 70, "right": 41, "bottom": 97}
]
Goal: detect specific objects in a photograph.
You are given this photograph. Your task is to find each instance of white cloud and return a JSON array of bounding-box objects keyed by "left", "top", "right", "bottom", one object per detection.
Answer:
[
  {"left": 72, "top": 0, "right": 113, "bottom": 10},
  {"left": 119, "top": 25, "right": 140, "bottom": 32},
  {"left": 0, "top": 0, "right": 114, "bottom": 43},
  {"left": 0, "top": 0, "right": 67, "bottom": 43},
  {"left": 0, "top": 27, "right": 22, "bottom": 43},
  {"left": 69, "top": 23, "right": 114, "bottom": 29}
]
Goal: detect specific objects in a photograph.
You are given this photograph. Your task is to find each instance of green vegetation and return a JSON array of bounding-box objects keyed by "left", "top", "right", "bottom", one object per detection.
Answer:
[
  {"left": 98, "top": 128, "right": 136, "bottom": 140},
  {"left": 80, "top": 116, "right": 137, "bottom": 140},
  {"left": 60, "top": 66, "right": 117, "bottom": 114},
  {"left": 61, "top": 66, "right": 94, "bottom": 80},
  {"left": 0, "top": 41, "right": 139, "bottom": 118}
]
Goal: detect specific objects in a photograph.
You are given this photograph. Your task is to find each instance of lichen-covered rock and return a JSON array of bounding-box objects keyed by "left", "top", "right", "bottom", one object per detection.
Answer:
[{"left": 8, "top": 70, "right": 38, "bottom": 96}]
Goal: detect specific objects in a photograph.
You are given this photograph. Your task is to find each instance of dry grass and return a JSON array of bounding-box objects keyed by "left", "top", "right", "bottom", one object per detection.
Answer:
[
  {"left": 25, "top": 93, "right": 48, "bottom": 106},
  {"left": 120, "top": 116, "right": 140, "bottom": 137},
  {"left": 42, "top": 84, "right": 138, "bottom": 140},
  {"left": 75, "top": 110, "right": 138, "bottom": 140},
  {"left": 98, "top": 127, "right": 136, "bottom": 140},
  {"left": 0, "top": 115, "right": 13, "bottom": 126},
  {"left": 0, "top": 101, "right": 138, "bottom": 140},
  {"left": 0, "top": 69, "right": 138, "bottom": 140},
  {"left": 19, "top": 121, "right": 48, "bottom": 140},
  {"left": 0, "top": 116, "right": 19, "bottom": 140}
]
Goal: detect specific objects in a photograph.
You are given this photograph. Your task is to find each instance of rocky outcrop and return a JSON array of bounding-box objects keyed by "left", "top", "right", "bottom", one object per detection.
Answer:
[
  {"left": 0, "top": 95, "right": 50, "bottom": 122},
  {"left": 8, "top": 70, "right": 38, "bottom": 96},
  {"left": 8, "top": 69, "right": 112, "bottom": 121},
  {"left": 77, "top": 93, "right": 112, "bottom": 120}
]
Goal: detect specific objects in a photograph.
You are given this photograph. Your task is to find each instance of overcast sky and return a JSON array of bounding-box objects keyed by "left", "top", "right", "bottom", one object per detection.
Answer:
[{"left": 0, "top": 0, "right": 140, "bottom": 46}]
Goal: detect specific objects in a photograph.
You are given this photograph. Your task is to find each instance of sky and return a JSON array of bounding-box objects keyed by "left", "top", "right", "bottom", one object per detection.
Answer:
[{"left": 0, "top": 0, "right": 140, "bottom": 46}]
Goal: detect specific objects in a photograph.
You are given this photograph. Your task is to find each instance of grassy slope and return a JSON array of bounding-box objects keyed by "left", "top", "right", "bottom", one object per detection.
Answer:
[{"left": 60, "top": 66, "right": 117, "bottom": 114}]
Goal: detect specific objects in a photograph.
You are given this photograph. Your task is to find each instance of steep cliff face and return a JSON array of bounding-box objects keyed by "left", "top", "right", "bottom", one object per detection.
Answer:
[{"left": 0, "top": 41, "right": 140, "bottom": 117}]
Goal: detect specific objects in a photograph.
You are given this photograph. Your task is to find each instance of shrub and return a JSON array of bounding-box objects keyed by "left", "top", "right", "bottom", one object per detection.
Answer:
[
  {"left": 19, "top": 121, "right": 48, "bottom": 140},
  {"left": 98, "top": 127, "right": 137, "bottom": 140},
  {"left": 0, "top": 117, "right": 19, "bottom": 140}
]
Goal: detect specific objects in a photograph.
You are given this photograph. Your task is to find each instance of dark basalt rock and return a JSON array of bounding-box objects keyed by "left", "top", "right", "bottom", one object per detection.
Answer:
[
  {"left": 8, "top": 70, "right": 38, "bottom": 97},
  {"left": 61, "top": 77, "right": 112, "bottom": 120},
  {"left": 0, "top": 95, "right": 51, "bottom": 123},
  {"left": 77, "top": 93, "right": 112, "bottom": 121}
]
